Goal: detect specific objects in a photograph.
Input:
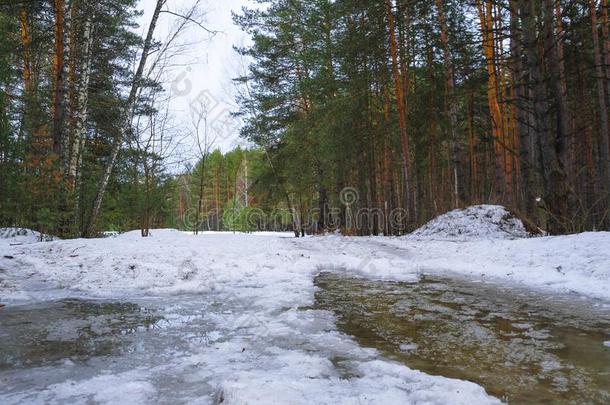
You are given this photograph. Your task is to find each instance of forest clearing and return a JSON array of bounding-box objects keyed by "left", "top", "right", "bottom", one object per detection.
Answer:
[{"left": 1, "top": 0, "right": 610, "bottom": 404}]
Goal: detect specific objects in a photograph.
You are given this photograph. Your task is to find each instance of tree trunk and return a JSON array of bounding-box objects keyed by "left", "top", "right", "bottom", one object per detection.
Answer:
[
  {"left": 520, "top": 0, "right": 569, "bottom": 233},
  {"left": 60, "top": 0, "right": 73, "bottom": 174},
  {"left": 195, "top": 157, "right": 206, "bottom": 235},
  {"left": 68, "top": 14, "right": 94, "bottom": 235},
  {"left": 601, "top": 0, "right": 610, "bottom": 95},
  {"left": 545, "top": 0, "right": 570, "bottom": 173},
  {"left": 381, "top": 82, "right": 393, "bottom": 234},
  {"left": 69, "top": 16, "right": 93, "bottom": 183},
  {"left": 141, "top": 162, "right": 151, "bottom": 237},
  {"left": 215, "top": 167, "right": 220, "bottom": 231},
  {"left": 316, "top": 169, "right": 329, "bottom": 234},
  {"left": 435, "top": 0, "right": 465, "bottom": 207},
  {"left": 19, "top": 8, "right": 32, "bottom": 93},
  {"left": 509, "top": 0, "right": 535, "bottom": 218},
  {"left": 476, "top": 0, "right": 507, "bottom": 200},
  {"left": 52, "top": 0, "right": 67, "bottom": 158},
  {"left": 384, "top": 0, "right": 412, "bottom": 222},
  {"left": 591, "top": 0, "right": 610, "bottom": 218},
  {"left": 85, "top": 0, "right": 165, "bottom": 237}
]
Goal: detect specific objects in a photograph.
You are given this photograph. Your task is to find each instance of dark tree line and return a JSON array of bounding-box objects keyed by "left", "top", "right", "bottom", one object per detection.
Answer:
[
  {"left": 1, "top": 0, "right": 609, "bottom": 238},
  {"left": 234, "top": 0, "right": 610, "bottom": 235}
]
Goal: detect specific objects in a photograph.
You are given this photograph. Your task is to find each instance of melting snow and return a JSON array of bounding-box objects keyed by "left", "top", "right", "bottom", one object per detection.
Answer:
[
  {"left": 1, "top": 206, "right": 609, "bottom": 404},
  {"left": 409, "top": 205, "right": 533, "bottom": 241}
]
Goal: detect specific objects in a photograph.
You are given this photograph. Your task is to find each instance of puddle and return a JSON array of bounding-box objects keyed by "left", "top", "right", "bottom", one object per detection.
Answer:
[
  {"left": 0, "top": 299, "right": 161, "bottom": 368},
  {"left": 314, "top": 272, "right": 610, "bottom": 404},
  {"left": 2, "top": 275, "right": 609, "bottom": 403}
]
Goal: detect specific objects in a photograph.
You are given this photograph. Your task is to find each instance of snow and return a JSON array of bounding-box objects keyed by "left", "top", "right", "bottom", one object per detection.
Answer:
[
  {"left": 44, "top": 371, "right": 157, "bottom": 404},
  {"left": 0, "top": 227, "right": 57, "bottom": 244},
  {"left": 217, "top": 359, "right": 494, "bottom": 405},
  {"left": 399, "top": 342, "right": 418, "bottom": 352},
  {"left": 0, "top": 229, "right": 500, "bottom": 405},
  {"left": 1, "top": 207, "right": 610, "bottom": 403},
  {"left": 409, "top": 205, "right": 533, "bottom": 241}
]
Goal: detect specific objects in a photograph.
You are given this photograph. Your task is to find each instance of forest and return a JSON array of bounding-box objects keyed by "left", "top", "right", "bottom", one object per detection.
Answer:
[
  {"left": 2, "top": 2, "right": 610, "bottom": 403},
  {"left": 0, "top": 0, "right": 609, "bottom": 237}
]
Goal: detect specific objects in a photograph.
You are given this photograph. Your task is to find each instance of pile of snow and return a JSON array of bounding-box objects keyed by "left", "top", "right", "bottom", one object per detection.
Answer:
[
  {"left": 0, "top": 228, "right": 56, "bottom": 244},
  {"left": 409, "top": 205, "right": 532, "bottom": 241}
]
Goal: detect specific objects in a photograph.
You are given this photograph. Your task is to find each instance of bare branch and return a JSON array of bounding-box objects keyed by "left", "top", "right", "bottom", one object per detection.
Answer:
[{"left": 160, "top": 9, "right": 220, "bottom": 36}]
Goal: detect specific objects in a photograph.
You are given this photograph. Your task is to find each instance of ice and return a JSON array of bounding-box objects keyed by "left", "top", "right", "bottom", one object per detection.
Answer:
[
  {"left": 1, "top": 208, "right": 610, "bottom": 403},
  {"left": 399, "top": 342, "right": 418, "bottom": 352},
  {"left": 0, "top": 231, "right": 502, "bottom": 404},
  {"left": 7, "top": 298, "right": 491, "bottom": 404}
]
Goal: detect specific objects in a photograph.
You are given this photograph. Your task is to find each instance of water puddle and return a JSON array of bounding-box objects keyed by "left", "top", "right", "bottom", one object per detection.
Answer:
[
  {"left": 0, "top": 299, "right": 161, "bottom": 368},
  {"left": 3, "top": 275, "right": 609, "bottom": 403},
  {"left": 314, "top": 272, "right": 610, "bottom": 404},
  {"left": 0, "top": 295, "right": 233, "bottom": 402}
]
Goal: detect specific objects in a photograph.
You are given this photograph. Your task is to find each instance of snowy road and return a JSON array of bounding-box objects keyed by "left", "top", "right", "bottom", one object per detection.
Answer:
[{"left": 1, "top": 226, "right": 610, "bottom": 404}]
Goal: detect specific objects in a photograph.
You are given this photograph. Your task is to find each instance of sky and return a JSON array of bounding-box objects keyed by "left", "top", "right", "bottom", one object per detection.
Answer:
[{"left": 139, "top": 0, "right": 254, "bottom": 156}]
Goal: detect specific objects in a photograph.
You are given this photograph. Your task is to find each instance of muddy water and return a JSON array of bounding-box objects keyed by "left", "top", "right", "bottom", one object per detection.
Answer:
[
  {"left": 0, "top": 299, "right": 160, "bottom": 368},
  {"left": 2, "top": 276, "right": 609, "bottom": 403},
  {"left": 314, "top": 272, "right": 610, "bottom": 404}
]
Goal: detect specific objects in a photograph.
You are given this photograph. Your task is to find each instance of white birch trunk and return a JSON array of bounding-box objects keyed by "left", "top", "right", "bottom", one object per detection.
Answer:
[
  {"left": 69, "top": 16, "right": 93, "bottom": 180},
  {"left": 85, "top": 0, "right": 166, "bottom": 237}
]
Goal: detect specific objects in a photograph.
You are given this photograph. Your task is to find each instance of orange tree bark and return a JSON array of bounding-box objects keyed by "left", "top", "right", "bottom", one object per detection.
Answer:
[
  {"left": 384, "top": 0, "right": 412, "bottom": 222},
  {"left": 51, "top": 0, "right": 66, "bottom": 157},
  {"left": 19, "top": 9, "right": 31, "bottom": 92},
  {"left": 476, "top": 0, "right": 509, "bottom": 200}
]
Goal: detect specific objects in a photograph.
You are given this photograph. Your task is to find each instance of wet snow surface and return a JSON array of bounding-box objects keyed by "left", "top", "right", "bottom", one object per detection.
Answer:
[
  {"left": 1, "top": 217, "right": 610, "bottom": 404},
  {"left": 0, "top": 279, "right": 497, "bottom": 404}
]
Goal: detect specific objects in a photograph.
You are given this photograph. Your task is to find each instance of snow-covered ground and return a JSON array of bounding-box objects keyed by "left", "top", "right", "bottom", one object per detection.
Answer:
[
  {"left": 1, "top": 207, "right": 609, "bottom": 404},
  {"left": 0, "top": 227, "right": 56, "bottom": 244}
]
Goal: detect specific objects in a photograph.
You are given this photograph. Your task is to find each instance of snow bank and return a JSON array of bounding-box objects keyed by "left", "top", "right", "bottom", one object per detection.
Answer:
[
  {"left": 409, "top": 205, "right": 532, "bottom": 241},
  {"left": 1, "top": 227, "right": 609, "bottom": 305},
  {"left": 117, "top": 228, "right": 185, "bottom": 240},
  {"left": 0, "top": 227, "right": 56, "bottom": 244}
]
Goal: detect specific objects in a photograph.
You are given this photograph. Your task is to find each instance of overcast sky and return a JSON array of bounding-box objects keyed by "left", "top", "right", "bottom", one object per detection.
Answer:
[{"left": 139, "top": 0, "right": 254, "bottom": 155}]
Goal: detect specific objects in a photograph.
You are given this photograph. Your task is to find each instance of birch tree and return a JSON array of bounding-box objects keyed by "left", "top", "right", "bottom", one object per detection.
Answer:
[
  {"left": 190, "top": 98, "right": 217, "bottom": 235},
  {"left": 85, "top": 0, "right": 166, "bottom": 237},
  {"left": 85, "top": 0, "right": 215, "bottom": 237}
]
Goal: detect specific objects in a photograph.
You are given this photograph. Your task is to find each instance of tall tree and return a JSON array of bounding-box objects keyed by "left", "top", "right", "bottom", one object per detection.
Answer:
[
  {"left": 385, "top": 0, "right": 413, "bottom": 219},
  {"left": 590, "top": 0, "right": 610, "bottom": 216},
  {"left": 51, "top": 0, "right": 67, "bottom": 157},
  {"left": 86, "top": 0, "right": 166, "bottom": 237}
]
